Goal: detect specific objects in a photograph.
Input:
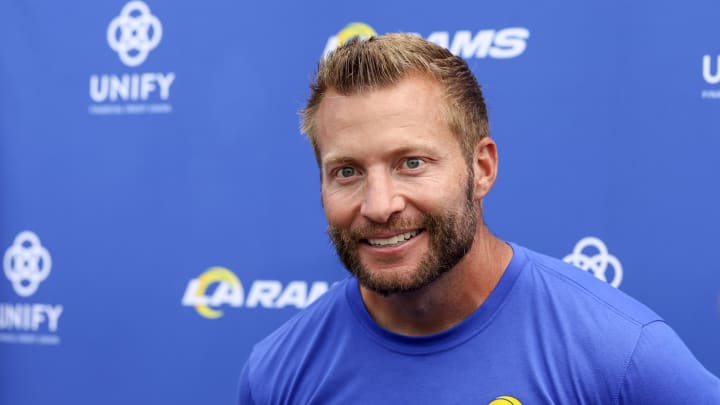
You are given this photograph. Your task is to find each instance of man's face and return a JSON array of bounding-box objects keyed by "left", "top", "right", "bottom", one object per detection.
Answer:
[{"left": 315, "top": 75, "right": 478, "bottom": 296}]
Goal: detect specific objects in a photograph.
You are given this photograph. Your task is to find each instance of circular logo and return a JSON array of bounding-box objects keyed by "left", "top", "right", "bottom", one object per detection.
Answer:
[
  {"left": 336, "top": 22, "right": 377, "bottom": 47},
  {"left": 563, "top": 237, "right": 623, "bottom": 288},
  {"left": 3, "top": 231, "right": 52, "bottom": 297},
  {"left": 107, "top": 1, "right": 163, "bottom": 67}
]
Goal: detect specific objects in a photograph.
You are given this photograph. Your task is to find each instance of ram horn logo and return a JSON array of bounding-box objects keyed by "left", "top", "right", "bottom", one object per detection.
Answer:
[
  {"left": 3, "top": 231, "right": 52, "bottom": 297},
  {"left": 488, "top": 395, "right": 523, "bottom": 405},
  {"left": 107, "top": 1, "right": 163, "bottom": 67},
  {"left": 337, "top": 22, "right": 377, "bottom": 46}
]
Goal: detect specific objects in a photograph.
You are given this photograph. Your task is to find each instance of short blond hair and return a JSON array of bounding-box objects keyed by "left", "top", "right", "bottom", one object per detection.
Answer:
[{"left": 301, "top": 33, "right": 489, "bottom": 165}]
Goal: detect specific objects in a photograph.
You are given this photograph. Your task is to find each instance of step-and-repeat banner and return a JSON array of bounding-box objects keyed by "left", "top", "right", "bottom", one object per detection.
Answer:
[{"left": 1, "top": 1, "right": 718, "bottom": 403}]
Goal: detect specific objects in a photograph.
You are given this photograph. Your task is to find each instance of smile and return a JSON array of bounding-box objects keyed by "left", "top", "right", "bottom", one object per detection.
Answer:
[{"left": 364, "top": 230, "right": 423, "bottom": 247}]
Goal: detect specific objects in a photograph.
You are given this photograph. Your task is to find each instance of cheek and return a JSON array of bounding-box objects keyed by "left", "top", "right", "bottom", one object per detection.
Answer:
[
  {"left": 321, "top": 189, "right": 357, "bottom": 227},
  {"left": 413, "top": 179, "right": 468, "bottom": 213}
]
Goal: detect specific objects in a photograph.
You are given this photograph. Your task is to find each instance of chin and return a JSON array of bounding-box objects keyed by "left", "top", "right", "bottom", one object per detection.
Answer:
[{"left": 355, "top": 265, "right": 442, "bottom": 296}]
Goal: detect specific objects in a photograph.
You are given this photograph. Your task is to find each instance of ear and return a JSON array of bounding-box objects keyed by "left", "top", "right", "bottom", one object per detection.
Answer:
[{"left": 472, "top": 137, "right": 498, "bottom": 200}]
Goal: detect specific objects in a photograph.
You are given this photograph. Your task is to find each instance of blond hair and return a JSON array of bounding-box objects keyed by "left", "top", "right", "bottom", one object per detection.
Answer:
[{"left": 301, "top": 33, "right": 489, "bottom": 165}]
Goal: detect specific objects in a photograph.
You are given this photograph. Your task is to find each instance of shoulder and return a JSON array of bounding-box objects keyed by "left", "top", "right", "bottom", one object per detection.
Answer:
[
  {"left": 618, "top": 320, "right": 720, "bottom": 402},
  {"left": 510, "top": 244, "right": 719, "bottom": 400},
  {"left": 517, "top": 244, "right": 661, "bottom": 327},
  {"left": 506, "top": 245, "right": 655, "bottom": 394}
]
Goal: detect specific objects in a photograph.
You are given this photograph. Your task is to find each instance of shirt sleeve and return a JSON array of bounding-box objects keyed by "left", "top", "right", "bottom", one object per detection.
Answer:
[
  {"left": 618, "top": 320, "right": 720, "bottom": 404},
  {"left": 238, "top": 360, "right": 255, "bottom": 405}
]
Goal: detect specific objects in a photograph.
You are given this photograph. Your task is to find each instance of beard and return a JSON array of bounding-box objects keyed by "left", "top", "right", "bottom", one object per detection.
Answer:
[{"left": 327, "top": 173, "right": 478, "bottom": 296}]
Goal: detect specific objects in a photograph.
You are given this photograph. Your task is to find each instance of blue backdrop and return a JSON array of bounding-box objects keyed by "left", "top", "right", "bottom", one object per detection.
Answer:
[{"left": 1, "top": 1, "right": 718, "bottom": 403}]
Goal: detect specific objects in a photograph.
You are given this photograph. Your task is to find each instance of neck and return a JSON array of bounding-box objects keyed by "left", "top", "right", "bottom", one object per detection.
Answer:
[{"left": 359, "top": 226, "right": 512, "bottom": 336}]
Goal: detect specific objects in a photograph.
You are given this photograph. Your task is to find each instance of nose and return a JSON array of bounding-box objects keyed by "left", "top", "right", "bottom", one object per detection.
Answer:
[{"left": 360, "top": 170, "right": 405, "bottom": 223}]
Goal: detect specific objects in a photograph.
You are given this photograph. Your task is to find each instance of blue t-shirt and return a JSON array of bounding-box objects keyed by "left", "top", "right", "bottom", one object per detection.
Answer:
[{"left": 238, "top": 243, "right": 719, "bottom": 404}]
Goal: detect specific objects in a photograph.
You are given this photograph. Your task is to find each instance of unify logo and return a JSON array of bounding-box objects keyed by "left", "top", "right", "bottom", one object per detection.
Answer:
[
  {"left": 3, "top": 231, "right": 51, "bottom": 297},
  {"left": 323, "top": 22, "right": 529, "bottom": 59},
  {"left": 182, "top": 267, "right": 331, "bottom": 319},
  {"left": 563, "top": 237, "right": 623, "bottom": 288},
  {"left": 1, "top": 231, "right": 64, "bottom": 345},
  {"left": 89, "top": 1, "right": 175, "bottom": 115},
  {"left": 107, "top": 1, "right": 162, "bottom": 67},
  {"left": 702, "top": 52, "right": 720, "bottom": 99}
]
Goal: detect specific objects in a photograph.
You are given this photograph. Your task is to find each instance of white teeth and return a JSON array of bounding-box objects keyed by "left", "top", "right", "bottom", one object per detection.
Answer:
[{"left": 367, "top": 230, "right": 420, "bottom": 247}]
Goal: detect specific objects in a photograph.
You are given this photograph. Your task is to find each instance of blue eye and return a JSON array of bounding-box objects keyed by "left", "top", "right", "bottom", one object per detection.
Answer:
[
  {"left": 405, "top": 158, "right": 422, "bottom": 169},
  {"left": 339, "top": 167, "right": 355, "bottom": 178}
]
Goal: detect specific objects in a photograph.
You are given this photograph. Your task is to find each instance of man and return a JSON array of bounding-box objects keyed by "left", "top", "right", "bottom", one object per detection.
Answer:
[{"left": 238, "top": 34, "right": 719, "bottom": 404}]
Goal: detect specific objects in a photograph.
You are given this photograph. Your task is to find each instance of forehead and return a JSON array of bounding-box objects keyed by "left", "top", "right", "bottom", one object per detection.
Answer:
[
  {"left": 314, "top": 75, "right": 451, "bottom": 154},
  {"left": 320, "top": 74, "right": 444, "bottom": 120}
]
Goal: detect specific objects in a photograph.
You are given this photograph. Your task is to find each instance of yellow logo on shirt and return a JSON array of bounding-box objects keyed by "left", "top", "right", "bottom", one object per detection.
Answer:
[{"left": 488, "top": 395, "right": 522, "bottom": 405}]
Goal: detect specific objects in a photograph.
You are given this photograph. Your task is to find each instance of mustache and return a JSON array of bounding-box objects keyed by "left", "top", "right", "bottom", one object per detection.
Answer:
[{"left": 328, "top": 216, "right": 428, "bottom": 242}]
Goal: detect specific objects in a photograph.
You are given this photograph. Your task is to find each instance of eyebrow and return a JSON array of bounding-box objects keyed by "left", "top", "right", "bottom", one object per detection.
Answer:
[
  {"left": 321, "top": 145, "right": 436, "bottom": 168},
  {"left": 321, "top": 156, "right": 356, "bottom": 169}
]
